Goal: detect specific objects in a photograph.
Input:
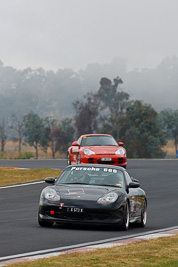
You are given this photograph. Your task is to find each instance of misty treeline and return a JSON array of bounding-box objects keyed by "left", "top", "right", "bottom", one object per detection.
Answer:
[
  {"left": 73, "top": 77, "right": 178, "bottom": 158},
  {"left": 0, "top": 57, "right": 178, "bottom": 158},
  {"left": 1, "top": 56, "right": 178, "bottom": 119},
  {"left": 1, "top": 75, "right": 178, "bottom": 159}
]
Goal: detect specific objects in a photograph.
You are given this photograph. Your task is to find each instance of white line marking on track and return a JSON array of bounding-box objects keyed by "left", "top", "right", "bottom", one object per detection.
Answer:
[
  {"left": 0, "top": 181, "right": 44, "bottom": 190},
  {"left": 138, "top": 233, "right": 173, "bottom": 239},
  {"left": 0, "top": 227, "right": 178, "bottom": 265}
]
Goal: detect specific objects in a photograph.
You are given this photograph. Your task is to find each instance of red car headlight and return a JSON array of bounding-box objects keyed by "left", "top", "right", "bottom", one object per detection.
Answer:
[
  {"left": 115, "top": 148, "right": 125, "bottom": 155},
  {"left": 84, "top": 149, "right": 95, "bottom": 156}
]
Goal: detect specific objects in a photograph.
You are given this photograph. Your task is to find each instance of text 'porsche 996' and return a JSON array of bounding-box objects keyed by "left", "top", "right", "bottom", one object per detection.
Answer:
[
  {"left": 67, "top": 134, "right": 127, "bottom": 168},
  {"left": 38, "top": 164, "right": 147, "bottom": 230}
]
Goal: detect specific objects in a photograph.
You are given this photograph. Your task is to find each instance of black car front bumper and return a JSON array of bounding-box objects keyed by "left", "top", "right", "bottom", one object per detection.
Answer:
[{"left": 38, "top": 203, "right": 125, "bottom": 226}]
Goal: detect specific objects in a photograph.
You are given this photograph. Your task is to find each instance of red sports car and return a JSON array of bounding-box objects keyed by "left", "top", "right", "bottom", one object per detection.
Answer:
[{"left": 67, "top": 134, "right": 127, "bottom": 168}]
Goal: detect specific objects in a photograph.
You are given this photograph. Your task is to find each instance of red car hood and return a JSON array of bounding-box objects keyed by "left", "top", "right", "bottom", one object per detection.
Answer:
[{"left": 83, "top": 146, "right": 120, "bottom": 155}]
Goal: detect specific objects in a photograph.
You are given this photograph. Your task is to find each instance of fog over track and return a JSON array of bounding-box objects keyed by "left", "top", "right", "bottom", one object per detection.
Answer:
[{"left": 0, "top": 159, "right": 177, "bottom": 260}]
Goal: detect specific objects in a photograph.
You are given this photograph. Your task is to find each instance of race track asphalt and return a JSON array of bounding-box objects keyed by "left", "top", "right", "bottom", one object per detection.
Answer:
[{"left": 0, "top": 159, "right": 177, "bottom": 259}]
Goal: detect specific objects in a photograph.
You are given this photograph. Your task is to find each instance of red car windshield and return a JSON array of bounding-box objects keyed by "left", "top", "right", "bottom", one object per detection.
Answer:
[{"left": 81, "top": 136, "right": 118, "bottom": 146}]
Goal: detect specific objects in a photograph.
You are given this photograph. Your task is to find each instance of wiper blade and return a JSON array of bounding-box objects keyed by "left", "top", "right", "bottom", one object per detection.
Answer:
[
  {"left": 72, "top": 182, "right": 89, "bottom": 185},
  {"left": 90, "top": 144, "right": 102, "bottom": 146},
  {"left": 57, "top": 183, "right": 121, "bottom": 188},
  {"left": 59, "top": 182, "right": 89, "bottom": 185},
  {"left": 106, "top": 145, "right": 117, "bottom": 146},
  {"left": 96, "top": 184, "right": 122, "bottom": 188}
]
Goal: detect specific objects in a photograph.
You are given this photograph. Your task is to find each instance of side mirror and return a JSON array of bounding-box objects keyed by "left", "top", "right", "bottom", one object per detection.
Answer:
[
  {"left": 45, "top": 177, "right": 56, "bottom": 184},
  {"left": 118, "top": 142, "right": 124, "bottom": 146},
  {"left": 128, "top": 182, "right": 140, "bottom": 188},
  {"left": 132, "top": 178, "right": 139, "bottom": 183},
  {"left": 72, "top": 141, "right": 79, "bottom": 146}
]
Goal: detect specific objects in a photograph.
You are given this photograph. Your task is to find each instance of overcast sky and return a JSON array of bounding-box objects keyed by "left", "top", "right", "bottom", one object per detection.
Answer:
[{"left": 0, "top": 0, "right": 178, "bottom": 71}]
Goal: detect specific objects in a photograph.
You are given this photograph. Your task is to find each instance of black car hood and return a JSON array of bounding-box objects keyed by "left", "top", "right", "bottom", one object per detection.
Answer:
[{"left": 55, "top": 184, "right": 121, "bottom": 201}]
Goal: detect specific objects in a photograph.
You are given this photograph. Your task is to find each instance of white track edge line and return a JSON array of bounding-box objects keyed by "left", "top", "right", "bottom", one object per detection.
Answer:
[
  {"left": 0, "top": 226, "right": 178, "bottom": 262},
  {"left": 0, "top": 181, "right": 44, "bottom": 189}
]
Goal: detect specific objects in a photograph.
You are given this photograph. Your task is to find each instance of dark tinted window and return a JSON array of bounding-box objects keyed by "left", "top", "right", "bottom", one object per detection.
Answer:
[
  {"left": 77, "top": 137, "right": 82, "bottom": 145},
  {"left": 124, "top": 171, "right": 132, "bottom": 185},
  {"left": 57, "top": 166, "right": 124, "bottom": 188},
  {"left": 81, "top": 136, "right": 118, "bottom": 146}
]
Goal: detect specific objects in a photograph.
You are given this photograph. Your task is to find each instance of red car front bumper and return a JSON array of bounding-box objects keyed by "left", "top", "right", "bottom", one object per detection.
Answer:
[{"left": 80, "top": 155, "right": 127, "bottom": 167}]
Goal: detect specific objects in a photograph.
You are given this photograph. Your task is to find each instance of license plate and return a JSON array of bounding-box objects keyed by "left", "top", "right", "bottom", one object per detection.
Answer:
[
  {"left": 67, "top": 207, "right": 83, "bottom": 213},
  {"left": 101, "top": 158, "right": 112, "bottom": 161}
]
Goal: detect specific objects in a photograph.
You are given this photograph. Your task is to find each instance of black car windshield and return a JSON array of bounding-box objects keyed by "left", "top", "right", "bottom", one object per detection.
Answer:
[
  {"left": 81, "top": 136, "right": 118, "bottom": 146},
  {"left": 56, "top": 166, "right": 124, "bottom": 188}
]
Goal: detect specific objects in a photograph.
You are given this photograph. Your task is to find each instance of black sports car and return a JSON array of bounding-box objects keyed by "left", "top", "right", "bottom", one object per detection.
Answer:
[{"left": 38, "top": 164, "right": 147, "bottom": 230}]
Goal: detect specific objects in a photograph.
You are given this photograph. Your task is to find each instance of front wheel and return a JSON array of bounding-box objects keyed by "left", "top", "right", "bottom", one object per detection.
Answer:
[
  {"left": 120, "top": 201, "right": 130, "bottom": 230},
  {"left": 139, "top": 200, "right": 147, "bottom": 227},
  {"left": 38, "top": 215, "right": 53, "bottom": 227},
  {"left": 67, "top": 153, "right": 71, "bottom": 165},
  {"left": 77, "top": 153, "right": 81, "bottom": 164}
]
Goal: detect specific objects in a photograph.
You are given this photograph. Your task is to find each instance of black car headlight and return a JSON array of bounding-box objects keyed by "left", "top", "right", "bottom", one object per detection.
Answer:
[
  {"left": 97, "top": 192, "right": 118, "bottom": 204},
  {"left": 41, "top": 188, "right": 60, "bottom": 201}
]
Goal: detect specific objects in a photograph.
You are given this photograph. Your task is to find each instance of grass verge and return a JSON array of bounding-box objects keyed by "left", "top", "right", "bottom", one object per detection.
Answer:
[
  {"left": 0, "top": 167, "right": 62, "bottom": 186},
  {"left": 6, "top": 234, "right": 178, "bottom": 267}
]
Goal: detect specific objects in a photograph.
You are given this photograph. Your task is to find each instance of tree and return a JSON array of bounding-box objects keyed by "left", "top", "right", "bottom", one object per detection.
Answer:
[
  {"left": 23, "top": 112, "right": 49, "bottom": 159},
  {"left": 0, "top": 118, "right": 7, "bottom": 152},
  {"left": 120, "top": 100, "right": 166, "bottom": 158},
  {"left": 10, "top": 114, "right": 24, "bottom": 152},
  {"left": 73, "top": 93, "right": 100, "bottom": 137},
  {"left": 54, "top": 118, "right": 75, "bottom": 154},
  {"left": 46, "top": 117, "right": 75, "bottom": 158},
  {"left": 47, "top": 119, "right": 61, "bottom": 159},
  {"left": 60, "top": 118, "right": 75, "bottom": 152},
  {"left": 159, "top": 108, "right": 178, "bottom": 155},
  {"left": 98, "top": 77, "right": 123, "bottom": 110},
  {"left": 97, "top": 76, "right": 130, "bottom": 140}
]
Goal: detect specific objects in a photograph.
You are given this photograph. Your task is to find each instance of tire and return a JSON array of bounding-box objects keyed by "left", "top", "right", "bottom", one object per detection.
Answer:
[
  {"left": 38, "top": 215, "right": 53, "bottom": 227},
  {"left": 139, "top": 200, "right": 147, "bottom": 227},
  {"left": 120, "top": 201, "right": 130, "bottom": 230},
  {"left": 67, "top": 153, "right": 71, "bottom": 165},
  {"left": 77, "top": 153, "right": 81, "bottom": 164}
]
